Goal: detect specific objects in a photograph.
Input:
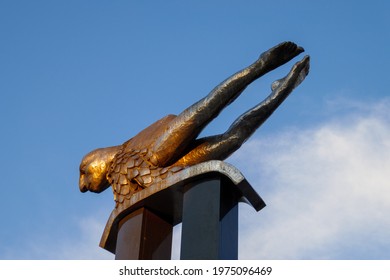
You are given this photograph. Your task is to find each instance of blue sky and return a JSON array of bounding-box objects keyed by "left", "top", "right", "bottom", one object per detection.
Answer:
[{"left": 0, "top": 1, "right": 389, "bottom": 259}]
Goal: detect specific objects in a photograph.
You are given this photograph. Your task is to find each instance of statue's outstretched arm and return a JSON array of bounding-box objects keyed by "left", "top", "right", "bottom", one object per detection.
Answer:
[
  {"left": 151, "top": 42, "right": 304, "bottom": 166},
  {"left": 174, "top": 55, "right": 310, "bottom": 166}
]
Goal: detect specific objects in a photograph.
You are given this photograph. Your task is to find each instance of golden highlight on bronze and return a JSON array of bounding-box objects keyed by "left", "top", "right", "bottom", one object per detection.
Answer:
[{"left": 79, "top": 41, "right": 310, "bottom": 208}]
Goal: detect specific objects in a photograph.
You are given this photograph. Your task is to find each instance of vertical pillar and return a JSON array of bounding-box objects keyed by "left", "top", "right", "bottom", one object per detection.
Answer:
[
  {"left": 115, "top": 207, "right": 173, "bottom": 260},
  {"left": 180, "top": 177, "right": 238, "bottom": 260}
]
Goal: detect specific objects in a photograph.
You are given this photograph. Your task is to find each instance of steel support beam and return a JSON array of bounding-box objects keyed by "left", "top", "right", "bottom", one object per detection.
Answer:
[
  {"left": 115, "top": 207, "right": 173, "bottom": 260},
  {"left": 180, "top": 177, "right": 238, "bottom": 259}
]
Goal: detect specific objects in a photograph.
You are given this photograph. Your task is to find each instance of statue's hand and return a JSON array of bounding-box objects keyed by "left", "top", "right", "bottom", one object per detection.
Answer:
[
  {"left": 271, "top": 55, "right": 310, "bottom": 91},
  {"left": 258, "top": 41, "right": 305, "bottom": 71}
]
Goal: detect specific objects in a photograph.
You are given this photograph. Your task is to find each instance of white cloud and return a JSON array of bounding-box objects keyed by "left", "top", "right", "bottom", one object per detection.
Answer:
[
  {"left": 231, "top": 99, "right": 390, "bottom": 259},
  {"left": 20, "top": 216, "right": 115, "bottom": 260},
  {"left": 55, "top": 217, "right": 114, "bottom": 260}
]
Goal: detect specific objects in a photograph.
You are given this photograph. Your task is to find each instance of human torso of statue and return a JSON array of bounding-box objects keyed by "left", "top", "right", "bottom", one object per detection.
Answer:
[{"left": 107, "top": 115, "right": 184, "bottom": 208}]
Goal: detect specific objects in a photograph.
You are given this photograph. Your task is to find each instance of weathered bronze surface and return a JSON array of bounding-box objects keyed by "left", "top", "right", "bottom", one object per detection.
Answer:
[{"left": 79, "top": 41, "right": 310, "bottom": 208}]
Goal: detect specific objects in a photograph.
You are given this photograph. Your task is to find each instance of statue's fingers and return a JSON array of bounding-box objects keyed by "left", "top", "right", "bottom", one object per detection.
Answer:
[
  {"left": 259, "top": 41, "right": 305, "bottom": 71},
  {"left": 285, "top": 41, "right": 305, "bottom": 56}
]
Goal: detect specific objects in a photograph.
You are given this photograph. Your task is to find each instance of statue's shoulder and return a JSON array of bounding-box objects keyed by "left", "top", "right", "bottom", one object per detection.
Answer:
[{"left": 123, "top": 114, "right": 177, "bottom": 150}]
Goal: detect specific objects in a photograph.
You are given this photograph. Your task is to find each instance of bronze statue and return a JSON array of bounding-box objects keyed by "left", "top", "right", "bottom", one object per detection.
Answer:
[{"left": 79, "top": 41, "right": 310, "bottom": 208}]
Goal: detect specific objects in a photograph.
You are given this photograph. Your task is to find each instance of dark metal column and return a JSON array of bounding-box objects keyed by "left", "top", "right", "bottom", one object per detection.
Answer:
[
  {"left": 180, "top": 177, "right": 239, "bottom": 260},
  {"left": 115, "top": 207, "right": 173, "bottom": 260}
]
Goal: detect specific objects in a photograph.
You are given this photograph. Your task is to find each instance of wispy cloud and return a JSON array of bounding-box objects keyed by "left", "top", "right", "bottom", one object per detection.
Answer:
[
  {"left": 27, "top": 216, "right": 114, "bottom": 260},
  {"left": 54, "top": 217, "right": 114, "bottom": 260},
  {"left": 231, "top": 98, "right": 390, "bottom": 259}
]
